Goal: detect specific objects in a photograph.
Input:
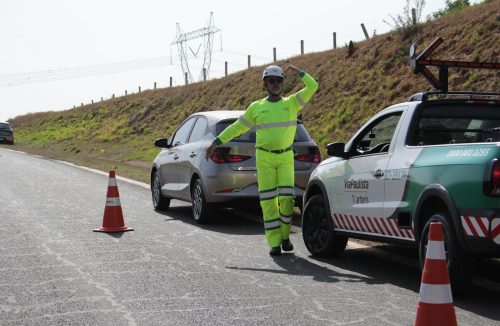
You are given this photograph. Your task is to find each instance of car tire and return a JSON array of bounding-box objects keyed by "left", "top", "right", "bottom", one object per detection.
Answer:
[
  {"left": 151, "top": 171, "right": 170, "bottom": 211},
  {"left": 302, "top": 194, "right": 348, "bottom": 257},
  {"left": 191, "top": 178, "right": 214, "bottom": 224},
  {"left": 419, "top": 212, "right": 475, "bottom": 295}
]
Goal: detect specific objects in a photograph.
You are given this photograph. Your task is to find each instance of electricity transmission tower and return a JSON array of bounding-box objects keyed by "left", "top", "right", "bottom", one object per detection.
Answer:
[{"left": 171, "top": 12, "right": 221, "bottom": 83}]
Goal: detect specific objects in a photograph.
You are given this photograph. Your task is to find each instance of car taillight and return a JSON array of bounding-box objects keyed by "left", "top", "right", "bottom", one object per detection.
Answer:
[
  {"left": 484, "top": 159, "right": 500, "bottom": 196},
  {"left": 295, "top": 146, "right": 321, "bottom": 163},
  {"left": 210, "top": 147, "right": 251, "bottom": 164}
]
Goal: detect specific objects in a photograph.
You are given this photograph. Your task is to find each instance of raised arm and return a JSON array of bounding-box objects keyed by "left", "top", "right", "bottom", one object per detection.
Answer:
[{"left": 285, "top": 65, "right": 318, "bottom": 112}]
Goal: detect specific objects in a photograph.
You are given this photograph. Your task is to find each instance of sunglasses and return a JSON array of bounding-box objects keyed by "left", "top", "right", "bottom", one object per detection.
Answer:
[{"left": 266, "top": 77, "right": 283, "bottom": 84}]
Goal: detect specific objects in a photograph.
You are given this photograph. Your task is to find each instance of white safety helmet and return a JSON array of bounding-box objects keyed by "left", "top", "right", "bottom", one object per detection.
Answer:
[{"left": 262, "top": 65, "right": 284, "bottom": 80}]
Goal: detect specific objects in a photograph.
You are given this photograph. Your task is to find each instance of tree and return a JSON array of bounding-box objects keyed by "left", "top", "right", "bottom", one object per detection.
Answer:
[{"left": 432, "top": 0, "right": 471, "bottom": 19}]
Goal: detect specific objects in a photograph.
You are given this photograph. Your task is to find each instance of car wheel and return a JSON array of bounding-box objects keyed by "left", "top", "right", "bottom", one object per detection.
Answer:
[
  {"left": 302, "top": 194, "right": 348, "bottom": 257},
  {"left": 191, "top": 178, "right": 214, "bottom": 224},
  {"left": 152, "top": 171, "right": 170, "bottom": 211},
  {"left": 419, "top": 212, "right": 475, "bottom": 295}
]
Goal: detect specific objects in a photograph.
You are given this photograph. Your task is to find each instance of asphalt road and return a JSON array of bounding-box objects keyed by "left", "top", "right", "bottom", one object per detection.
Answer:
[{"left": 0, "top": 148, "right": 499, "bottom": 325}]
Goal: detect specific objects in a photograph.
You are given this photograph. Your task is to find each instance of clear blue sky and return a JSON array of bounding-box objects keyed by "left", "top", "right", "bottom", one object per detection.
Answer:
[{"left": 0, "top": 0, "right": 479, "bottom": 122}]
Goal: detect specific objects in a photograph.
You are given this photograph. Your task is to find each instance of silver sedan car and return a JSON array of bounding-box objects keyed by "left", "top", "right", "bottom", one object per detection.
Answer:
[{"left": 151, "top": 111, "right": 320, "bottom": 223}]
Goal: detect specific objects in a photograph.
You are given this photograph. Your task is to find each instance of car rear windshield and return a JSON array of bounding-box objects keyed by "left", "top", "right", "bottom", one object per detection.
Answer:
[
  {"left": 216, "top": 119, "right": 312, "bottom": 142},
  {"left": 410, "top": 104, "right": 500, "bottom": 145}
]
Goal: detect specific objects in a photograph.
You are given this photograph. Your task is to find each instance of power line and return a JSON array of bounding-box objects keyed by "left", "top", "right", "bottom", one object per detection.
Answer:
[{"left": 0, "top": 57, "right": 185, "bottom": 87}]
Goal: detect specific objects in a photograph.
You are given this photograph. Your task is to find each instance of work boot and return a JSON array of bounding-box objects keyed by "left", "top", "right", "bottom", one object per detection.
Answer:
[
  {"left": 282, "top": 239, "right": 294, "bottom": 251},
  {"left": 269, "top": 246, "right": 281, "bottom": 256}
]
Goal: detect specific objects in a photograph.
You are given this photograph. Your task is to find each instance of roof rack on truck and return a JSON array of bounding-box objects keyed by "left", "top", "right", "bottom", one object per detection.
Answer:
[
  {"left": 408, "top": 91, "right": 500, "bottom": 102},
  {"left": 409, "top": 37, "right": 499, "bottom": 93}
]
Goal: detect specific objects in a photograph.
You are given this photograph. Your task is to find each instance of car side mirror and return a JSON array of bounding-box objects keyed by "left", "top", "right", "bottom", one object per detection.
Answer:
[
  {"left": 154, "top": 138, "right": 172, "bottom": 148},
  {"left": 326, "top": 142, "right": 347, "bottom": 158}
]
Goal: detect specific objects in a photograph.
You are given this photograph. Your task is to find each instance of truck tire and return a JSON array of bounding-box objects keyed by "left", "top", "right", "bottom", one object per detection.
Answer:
[
  {"left": 302, "top": 194, "right": 348, "bottom": 257},
  {"left": 419, "top": 212, "right": 475, "bottom": 295}
]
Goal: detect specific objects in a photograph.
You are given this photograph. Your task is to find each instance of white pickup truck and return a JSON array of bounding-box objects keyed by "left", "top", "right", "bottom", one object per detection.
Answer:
[{"left": 301, "top": 91, "right": 500, "bottom": 293}]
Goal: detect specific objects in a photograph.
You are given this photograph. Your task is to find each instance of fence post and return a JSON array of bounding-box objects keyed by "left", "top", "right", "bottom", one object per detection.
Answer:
[
  {"left": 112, "top": 94, "right": 115, "bottom": 99},
  {"left": 91, "top": 100, "right": 93, "bottom": 104},
  {"left": 138, "top": 86, "right": 141, "bottom": 92},
  {"left": 361, "top": 23, "right": 369, "bottom": 40},
  {"left": 73, "top": 105, "right": 76, "bottom": 109},
  {"left": 185, "top": 72, "right": 188, "bottom": 85},
  {"left": 125, "top": 90, "right": 127, "bottom": 96},
  {"left": 225, "top": 61, "right": 228, "bottom": 76},
  {"left": 101, "top": 97, "right": 103, "bottom": 102},
  {"left": 248, "top": 55, "right": 251, "bottom": 69},
  {"left": 154, "top": 82, "right": 157, "bottom": 90},
  {"left": 412, "top": 8, "right": 417, "bottom": 25},
  {"left": 203, "top": 68, "right": 207, "bottom": 81},
  {"left": 301, "top": 40, "right": 304, "bottom": 55},
  {"left": 81, "top": 103, "right": 83, "bottom": 107},
  {"left": 170, "top": 76, "right": 173, "bottom": 87},
  {"left": 333, "top": 32, "right": 337, "bottom": 49},
  {"left": 273, "top": 47, "right": 277, "bottom": 62}
]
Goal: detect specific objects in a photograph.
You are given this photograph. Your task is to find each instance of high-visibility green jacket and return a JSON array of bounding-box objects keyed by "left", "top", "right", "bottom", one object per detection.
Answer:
[{"left": 215, "top": 71, "right": 318, "bottom": 150}]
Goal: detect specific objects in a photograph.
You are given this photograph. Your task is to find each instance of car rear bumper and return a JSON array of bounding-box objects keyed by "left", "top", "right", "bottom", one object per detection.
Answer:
[
  {"left": 0, "top": 135, "right": 14, "bottom": 144},
  {"left": 205, "top": 182, "right": 305, "bottom": 203},
  {"left": 203, "top": 170, "right": 307, "bottom": 204}
]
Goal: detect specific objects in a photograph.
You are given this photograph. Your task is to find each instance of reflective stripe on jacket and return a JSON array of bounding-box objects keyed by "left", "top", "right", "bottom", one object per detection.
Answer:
[{"left": 216, "top": 72, "right": 318, "bottom": 150}]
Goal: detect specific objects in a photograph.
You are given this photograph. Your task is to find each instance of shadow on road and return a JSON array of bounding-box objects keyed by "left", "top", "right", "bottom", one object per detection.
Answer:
[
  {"left": 153, "top": 202, "right": 499, "bottom": 321},
  {"left": 312, "top": 248, "right": 500, "bottom": 321},
  {"left": 227, "top": 253, "right": 375, "bottom": 284},
  {"left": 153, "top": 205, "right": 264, "bottom": 236},
  {"left": 227, "top": 247, "right": 499, "bottom": 320}
]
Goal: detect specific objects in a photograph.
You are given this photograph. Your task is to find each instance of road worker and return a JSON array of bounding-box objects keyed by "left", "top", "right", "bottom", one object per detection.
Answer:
[{"left": 206, "top": 64, "right": 318, "bottom": 256}]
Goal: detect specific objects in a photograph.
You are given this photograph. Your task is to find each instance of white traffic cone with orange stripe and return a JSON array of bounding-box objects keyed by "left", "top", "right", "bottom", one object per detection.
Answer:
[
  {"left": 415, "top": 221, "right": 457, "bottom": 326},
  {"left": 94, "top": 170, "right": 134, "bottom": 233}
]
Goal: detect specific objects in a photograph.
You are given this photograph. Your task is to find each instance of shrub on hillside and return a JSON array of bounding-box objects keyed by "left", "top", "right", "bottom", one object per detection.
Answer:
[
  {"left": 431, "top": 0, "right": 471, "bottom": 19},
  {"left": 384, "top": 0, "right": 426, "bottom": 40}
]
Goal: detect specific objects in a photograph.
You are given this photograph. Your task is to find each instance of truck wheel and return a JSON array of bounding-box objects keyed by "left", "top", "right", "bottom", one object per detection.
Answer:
[
  {"left": 419, "top": 213, "right": 475, "bottom": 295},
  {"left": 191, "top": 178, "right": 214, "bottom": 224},
  {"left": 302, "top": 194, "right": 347, "bottom": 257},
  {"left": 152, "top": 171, "right": 170, "bottom": 211}
]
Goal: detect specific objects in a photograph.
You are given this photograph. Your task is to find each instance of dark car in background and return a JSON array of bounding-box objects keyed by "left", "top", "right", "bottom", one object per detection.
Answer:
[
  {"left": 0, "top": 122, "right": 14, "bottom": 144},
  {"left": 151, "top": 111, "right": 320, "bottom": 223}
]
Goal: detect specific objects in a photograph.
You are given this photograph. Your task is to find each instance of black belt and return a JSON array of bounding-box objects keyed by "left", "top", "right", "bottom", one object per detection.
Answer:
[{"left": 257, "top": 146, "right": 293, "bottom": 154}]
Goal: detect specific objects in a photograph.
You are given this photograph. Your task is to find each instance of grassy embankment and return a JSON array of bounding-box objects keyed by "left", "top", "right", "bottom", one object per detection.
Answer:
[{"left": 4, "top": 0, "right": 499, "bottom": 183}]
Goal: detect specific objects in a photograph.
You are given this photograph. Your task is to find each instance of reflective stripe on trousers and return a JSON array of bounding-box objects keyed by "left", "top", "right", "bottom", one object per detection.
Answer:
[{"left": 256, "top": 149, "right": 295, "bottom": 248}]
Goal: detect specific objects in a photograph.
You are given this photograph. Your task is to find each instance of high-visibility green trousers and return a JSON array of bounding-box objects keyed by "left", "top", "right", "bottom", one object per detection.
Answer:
[{"left": 256, "top": 149, "right": 295, "bottom": 248}]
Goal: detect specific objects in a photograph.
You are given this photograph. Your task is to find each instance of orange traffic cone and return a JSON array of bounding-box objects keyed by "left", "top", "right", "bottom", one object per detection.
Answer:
[
  {"left": 94, "top": 170, "right": 134, "bottom": 233},
  {"left": 415, "top": 221, "right": 457, "bottom": 326}
]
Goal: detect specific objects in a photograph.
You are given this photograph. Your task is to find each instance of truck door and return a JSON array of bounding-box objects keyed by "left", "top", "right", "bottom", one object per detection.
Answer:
[{"left": 331, "top": 112, "right": 402, "bottom": 236}]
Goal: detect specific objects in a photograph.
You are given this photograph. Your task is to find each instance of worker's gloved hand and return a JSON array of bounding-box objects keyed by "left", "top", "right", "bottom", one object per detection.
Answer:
[
  {"left": 205, "top": 141, "right": 217, "bottom": 160},
  {"left": 284, "top": 64, "right": 300, "bottom": 76}
]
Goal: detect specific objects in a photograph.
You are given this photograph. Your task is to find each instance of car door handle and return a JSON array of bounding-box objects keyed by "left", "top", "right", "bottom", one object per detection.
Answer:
[
  {"left": 374, "top": 169, "right": 384, "bottom": 177},
  {"left": 173, "top": 154, "right": 179, "bottom": 160},
  {"left": 189, "top": 152, "right": 196, "bottom": 158}
]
